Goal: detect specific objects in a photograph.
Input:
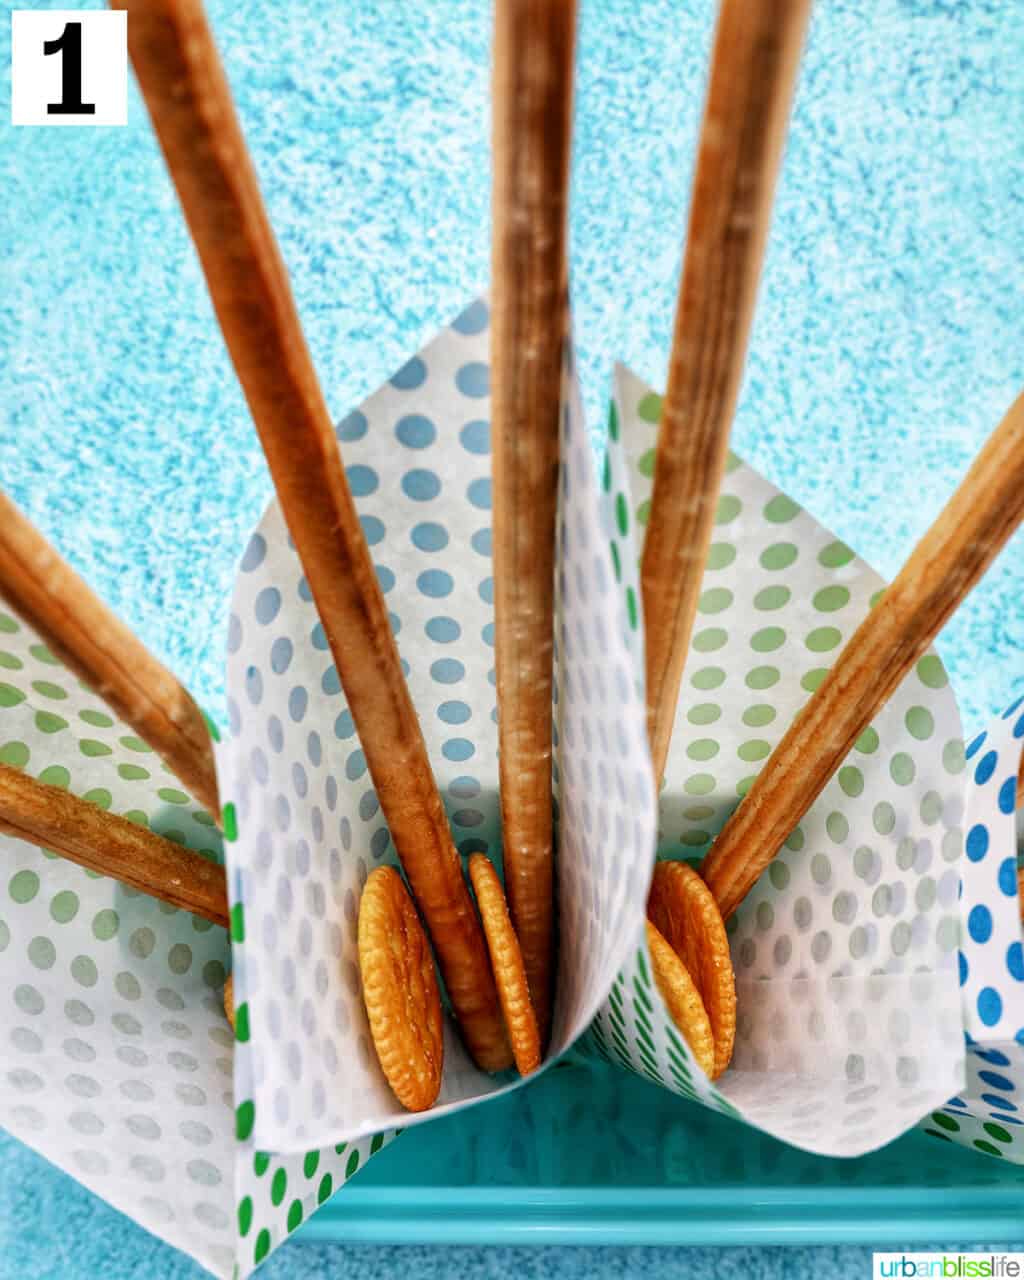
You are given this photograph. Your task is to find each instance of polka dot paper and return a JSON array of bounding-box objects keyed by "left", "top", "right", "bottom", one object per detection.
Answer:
[
  {"left": 0, "top": 306, "right": 1012, "bottom": 1280},
  {"left": 0, "top": 606, "right": 386, "bottom": 1280},
  {"left": 955, "top": 702, "right": 1024, "bottom": 1043},
  {"left": 921, "top": 697, "right": 1024, "bottom": 1163},
  {"left": 587, "top": 365, "right": 968, "bottom": 1157},
  {"left": 218, "top": 301, "right": 655, "bottom": 1153}
]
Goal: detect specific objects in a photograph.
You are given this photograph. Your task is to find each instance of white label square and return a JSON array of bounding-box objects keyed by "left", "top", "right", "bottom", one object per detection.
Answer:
[{"left": 11, "top": 10, "right": 127, "bottom": 126}]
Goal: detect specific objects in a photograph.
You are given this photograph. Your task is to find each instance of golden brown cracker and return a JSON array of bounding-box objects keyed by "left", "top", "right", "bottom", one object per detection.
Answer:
[
  {"left": 648, "top": 860, "right": 736, "bottom": 1078},
  {"left": 468, "top": 854, "right": 542, "bottom": 1076},
  {"left": 646, "top": 920, "right": 715, "bottom": 1079},
  {"left": 358, "top": 866, "right": 444, "bottom": 1112},
  {"left": 223, "top": 974, "right": 235, "bottom": 1032}
]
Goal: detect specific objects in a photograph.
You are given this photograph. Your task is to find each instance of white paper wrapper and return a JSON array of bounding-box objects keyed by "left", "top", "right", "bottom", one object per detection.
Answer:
[
  {"left": 585, "top": 365, "right": 968, "bottom": 1156},
  {"left": 0, "top": 609, "right": 388, "bottom": 1280},
  {"left": 219, "top": 300, "right": 655, "bottom": 1152},
  {"left": 919, "top": 699, "right": 1024, "bottom": 1161}
]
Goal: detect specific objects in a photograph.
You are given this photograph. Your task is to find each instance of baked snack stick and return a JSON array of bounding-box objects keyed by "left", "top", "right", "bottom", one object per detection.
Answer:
[
  {"left": 702, "top": 389, "right": 1024, "bottom": 921},
  {"left": 637, "top": 0, "right": 809, "bottom": 1078},
  {"left": 0, "top": 761, "right": 228, "bottom": 925},
  {"left": 490, "top": 0, "right": 577, "bottom": 1045},
  {"left": 116, "top": 0, "right": 510, "bottom": 1070},
  {"left": 641, "top": 0, "right": 811, "bottom": 784},
  {"left": 0, "top": 493, "right": 219, "bottom": 818}
]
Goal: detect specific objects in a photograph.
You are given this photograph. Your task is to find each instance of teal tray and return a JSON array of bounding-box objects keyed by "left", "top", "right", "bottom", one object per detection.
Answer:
[{"left": 301, "top": 1057, "right": 1024, "bottom": 1246}]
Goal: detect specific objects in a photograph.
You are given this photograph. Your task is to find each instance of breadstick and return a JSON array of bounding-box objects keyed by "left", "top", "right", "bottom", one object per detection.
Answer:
[
  {"left": 116, "top": 0, "right": 510, "bottom": 1070},
  {"left": 702, "top": 391, "right": 1024, "bottom": 920},
  {"left": 641, "top": 0, "right": 811, "bottom": 783},
  {"left": 0, "top": 762, "right": 228, "bottom": 925},
  {"left": 490, "top": 0, "right": 576, "bottom": 1044},
  {"left": 0, "top": 493, "right": 219, "bottom": 818}
]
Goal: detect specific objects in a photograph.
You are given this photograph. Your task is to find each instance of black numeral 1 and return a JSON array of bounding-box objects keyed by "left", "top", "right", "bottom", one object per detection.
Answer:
[{"left": 44, "top": 22, "right": 96, "bottom": 116}]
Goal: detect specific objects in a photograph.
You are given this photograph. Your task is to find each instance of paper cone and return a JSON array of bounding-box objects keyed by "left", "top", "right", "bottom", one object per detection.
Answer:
[
  {"left": 0, "top": 609, "right": 390, "bottom": 1278},
  {"left": 218, "top": 298, "right": 655, "bottom": 1154},
  {"left": 585, "top": 365, "right": 967, "bottom": 1158}
]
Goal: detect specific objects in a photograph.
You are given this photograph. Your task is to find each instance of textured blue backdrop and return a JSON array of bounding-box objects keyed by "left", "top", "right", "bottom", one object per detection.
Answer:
[{"left": 1, "top": 0, "right": 1023, "bottom": 1275}]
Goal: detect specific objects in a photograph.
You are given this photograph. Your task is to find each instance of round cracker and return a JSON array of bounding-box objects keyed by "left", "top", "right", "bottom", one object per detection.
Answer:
[
  {"left": 223, "top": 974, "right": 235, "bottom": 1032},
  {"left": 468, "top": 854, "right": 542, "bottom": 1076},
  {"left": 647, "top": 860, "right": 736, "bottom": 1079},
  {"left": 645, "top": 919, "right": 715, "bottom": 1079},
  {"left": 358, "top": 866, "right": 444, "bottom": 1112}
]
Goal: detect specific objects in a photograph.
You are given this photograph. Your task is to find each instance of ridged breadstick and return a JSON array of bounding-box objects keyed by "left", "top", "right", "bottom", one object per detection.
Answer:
[
  {"left": 641, "top": 0, "right": 811, "bottom": 784},
  {"left": 490, "top": 0, "right": 577, "bottom": 1044},
  {"left": 0, "top": 762, "right": 228, "bottom": 925},
  {"left": 702, "top": 391, "right": 1024, "bottom": 920},
  {"left": 0, "top": 493, "right": 219, "bottom": 818},
  {"left": 116, "top": 0, "right": 510, "bottom": 1070}
]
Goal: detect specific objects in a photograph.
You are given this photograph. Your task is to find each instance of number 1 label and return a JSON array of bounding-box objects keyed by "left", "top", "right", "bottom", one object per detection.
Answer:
[
  {"left": 11, "top": 10, "right": 127, "bottom": 127},
  {"left": 44, "top": 21, "right": 97, "bottom": 116}
]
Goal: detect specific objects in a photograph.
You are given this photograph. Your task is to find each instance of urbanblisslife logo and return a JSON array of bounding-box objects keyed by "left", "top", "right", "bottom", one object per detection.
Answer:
[{"left": 874, "top": 1256, "right": 1024, "bottom": 1278}]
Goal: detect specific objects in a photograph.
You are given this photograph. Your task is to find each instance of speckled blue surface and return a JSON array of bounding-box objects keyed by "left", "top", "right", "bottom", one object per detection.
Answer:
[{"left": 2, "top": 0, "right": 1023, "bottom": 1276}]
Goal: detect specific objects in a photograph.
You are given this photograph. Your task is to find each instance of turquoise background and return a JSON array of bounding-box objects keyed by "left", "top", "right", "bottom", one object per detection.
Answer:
[{"left": 2, "top": 0, "right": 1024, "bottom": 1275}]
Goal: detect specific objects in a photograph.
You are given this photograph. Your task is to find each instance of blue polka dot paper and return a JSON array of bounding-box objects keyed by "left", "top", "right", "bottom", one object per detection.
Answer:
[
  {"left": 921, "top": 698, "right": 1024, "bottom": 1163},
  {"left": 218, "top": 300, "right": 655, "bottom": 1154},
  {"left": 956, "top": 703, "right": 1024, "bottom": 1042},
  {"left": 588, "top": 365, "right": 969, "bottom": 1158}
]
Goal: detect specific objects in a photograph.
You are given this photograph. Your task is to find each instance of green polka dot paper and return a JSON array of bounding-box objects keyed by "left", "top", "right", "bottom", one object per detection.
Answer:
[
  {"left": 218, "top": 302, "right": 656, "bottom": 1152},
  {"left": 921, "top": 699, "right": 1024, "bottom": 1162},
  {"left": 588, "top": 365, "right": 968, "bottom": 1157},
  {"left": 0, "top": 608, "right": 233, "bottom": 1273},
  {"left": 0, "top": 606, "right": 390, "bottom": 1278}
]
